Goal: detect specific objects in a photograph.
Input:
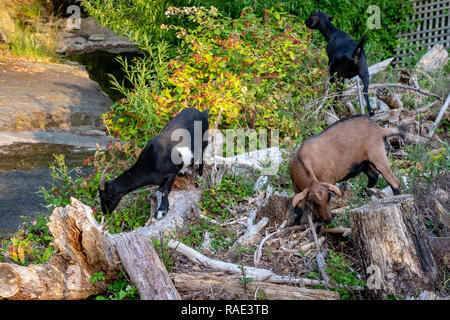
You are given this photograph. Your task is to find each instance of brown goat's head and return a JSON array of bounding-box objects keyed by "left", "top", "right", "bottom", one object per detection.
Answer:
[{"left": 291, "top": 181, "right": 342, "bottom": 223}]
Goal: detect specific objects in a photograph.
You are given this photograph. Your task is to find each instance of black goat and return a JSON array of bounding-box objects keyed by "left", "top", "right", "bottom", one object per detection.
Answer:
[
  {"left": 99, "top": 108, "right": 209, "bottom": 219},
  {"left": 305, "top": 9, "right": 374, "bottom": 116}
]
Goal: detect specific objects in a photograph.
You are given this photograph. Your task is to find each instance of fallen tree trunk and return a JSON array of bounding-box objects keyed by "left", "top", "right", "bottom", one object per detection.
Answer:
[
  {"left": 171, "top": 272, "right": 338, "bottom": 300},
  {"left": 350, "top": 195, "right": 441, "bottom": 299},
  {"left": 0, "top": 197, "right": 181, "bottom": 300}
]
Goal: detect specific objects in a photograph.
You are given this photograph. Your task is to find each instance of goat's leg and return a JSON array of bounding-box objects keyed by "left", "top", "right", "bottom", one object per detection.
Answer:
[
  {"left": 359, "top": 67, "right": 374, "bottom": 116},
  {"left": 364, "top": 164, "right": 379, "bottom": 188},
  {"left": 154, "top": 175, "right": 176, "bottom": 219},
  {"left": 369, "top": 150, "right": 401, "bottom": 195}
]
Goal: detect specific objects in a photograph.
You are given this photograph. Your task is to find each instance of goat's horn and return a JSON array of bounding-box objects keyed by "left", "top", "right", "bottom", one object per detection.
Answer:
[
  {"left": 99, "top": 165, "right": 110, "bottom": 191},
  {"left": 322, "top": 183, "right": 342, "bottom": 197},
  {"left": 292, "top": 189, "right": 309, "bottom": 208}
]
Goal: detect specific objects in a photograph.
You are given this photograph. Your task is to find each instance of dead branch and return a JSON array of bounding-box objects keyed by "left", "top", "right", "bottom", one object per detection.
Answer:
[
  {"left": 232, "top": 210, "right": 269, "bottom": 248},
  {"left": 427, "top": 93, "right": 450, "bottom": 138},
  {"left": 167, "top": 239, "right": 325, "bottom": 287},
  {"left": 321, "top": 226, "right": 352, "bottom": 237},
  {"left": 308, "top": 213, "right": 330, "bottom": 285},
  {"left": 170, "top": 272, "right": 338, "bottom": 300}
]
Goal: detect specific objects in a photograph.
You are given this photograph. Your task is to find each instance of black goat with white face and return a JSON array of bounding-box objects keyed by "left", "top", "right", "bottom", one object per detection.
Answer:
[{"left": 99, "top": 108, "right": 209, "bottom": 220}]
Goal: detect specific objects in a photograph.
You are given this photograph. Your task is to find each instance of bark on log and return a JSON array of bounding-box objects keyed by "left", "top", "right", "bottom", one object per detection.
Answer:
[
  {"left": 171, "top": 272, "right": 338, "bottom": 300},
  {"left": 350, "top": 195, "right": 441, "bottom": 299},
  {"left": 375, "top": 87, "right": 403, "bottom": 109},
  {"left": 0, "top": 197, "right": 180, "bottom": 300},
  {"left": 114, "top": 232, "right": 181, "bottom": 300},
  {"left": 415, "top": 44, "right": 449, "bottom": 74}
]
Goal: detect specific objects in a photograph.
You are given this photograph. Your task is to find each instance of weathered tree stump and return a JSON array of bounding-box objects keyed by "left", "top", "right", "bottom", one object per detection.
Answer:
[
  {"left": 0, "top": 197, "right": 180, "bottom": 300},
  {"left": 350, "top": 195, "right": 440, "bottom": 299}
]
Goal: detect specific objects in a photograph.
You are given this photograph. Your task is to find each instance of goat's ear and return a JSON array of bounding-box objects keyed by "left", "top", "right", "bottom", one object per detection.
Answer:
[
  {"left": 326, "top": 14, "right": 333, "bottom": 21},
  {"left": 292, "top": 189, "right": 309, "bottom": 208},
  {"left": 310, "top": 15, "right": 319, "bottom": 27},
  {"left": 322, "top": 183, "right": 342, "bottom": 197}
]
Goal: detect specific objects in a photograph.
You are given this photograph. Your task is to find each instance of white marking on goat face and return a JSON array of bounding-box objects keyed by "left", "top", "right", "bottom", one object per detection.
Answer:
[
  {"left": 175, "top": 146, "right": 193, "bottom": 174},
  {"left": 156, "top": 210, "right": 165, "bottom": 220}
]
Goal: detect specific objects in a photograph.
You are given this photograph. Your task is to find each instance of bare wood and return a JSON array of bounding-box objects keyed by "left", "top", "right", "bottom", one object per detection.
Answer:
[
  {"left": 371, "top": 108, "right": 402, "bottom": 123},
  {"left": 415, "top": 44, "right": 449, "bottom": 74},
  {"left": 408, "top": 100, "right": 440, "bottom": 116},
  {"left": 114, "top": 232, "right": 181, "bottom": 300},
  {"left": 427, "top": 93, "right": 450, "bottom": 137},
  {"left": 308, "top": 214, "right": 330, "bottom": 285},
  {"left": 350, "top": 195, "right": 440, "bottom": 299},
  {"left": 368, "top": 58, "right": 395, "bottom": 77},
  {"left": 375, "top": 87, "right": 403, "bottom": 109},
  {"left": 171, "top": 272, "right": 338, "bottom": 300},
  {"left": 232, "top": 210, "right": 269, "bottom": 248},
  {"left": 168, "top": 239, "right": 324, "bottom": 287},
  {"left": 0, "top": 255, "right": 101, "bottom": 300},
  {"left": 321, "top": 226, "right": 352, "bottom": 237},
  {"left": 254, "top": 221, "right": 286, "bottom": 266}
]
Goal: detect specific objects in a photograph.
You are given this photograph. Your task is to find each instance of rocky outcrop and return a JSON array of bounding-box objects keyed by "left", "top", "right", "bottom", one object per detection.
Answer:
[
  {"left": 0, "top": 2, "right": 17, "bottom": 43},
  {"left": 56, "top": 17, "right": 137, "bottom": 54},
  {"left": 0, "top": 56, "right": 112, "bottom": 131}
]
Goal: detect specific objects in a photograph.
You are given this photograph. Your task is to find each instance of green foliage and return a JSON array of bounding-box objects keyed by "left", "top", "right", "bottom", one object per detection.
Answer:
[
  {"left": 103, "top": 7, "right": 327, "bottom": 150},
  {"left": 92, "top": 272, "right": 139, "bottom": 300},
  {"left": 393, "top": 144, "right": 449, "bottom": 186},
  {"left": 326, "top": 250, "right": 365, "bottom": 300},
  {"left": 90, "top": 271, "right": 106, "bottom": 283},
  {"left": 199, "top": 173, "right": 255, "bottom": 221},
  {"left": 0, "top": 214, "right": 54, "bottom": 265},
  {"left": 81, "top": 0, "right": 414, "bottom": 62}
]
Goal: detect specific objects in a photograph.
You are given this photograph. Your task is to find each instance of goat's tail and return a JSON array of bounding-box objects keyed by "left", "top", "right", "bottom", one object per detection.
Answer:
[
  {"left": 381, "top": 125, "right": 406, "bottom": 139},
  {"left": 353, "top": 35, "right": 367, "bottom": 63}
]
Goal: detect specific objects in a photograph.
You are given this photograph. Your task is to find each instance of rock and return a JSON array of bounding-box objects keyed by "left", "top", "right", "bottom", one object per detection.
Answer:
[
  {"left": 415, "top": 44, "right": 449, "bottom": 74},
  {"left": 73, "top": 36, "right": 87, "bottom": 45},
  {"left": 0, "top": 56, "right": 112, "bottom": 131},
  {"left": 88, "top": 34, "right": 107, "bottom": 42},
  {"left": 253, "top": 175, "right": 268, "bottom": 191}
]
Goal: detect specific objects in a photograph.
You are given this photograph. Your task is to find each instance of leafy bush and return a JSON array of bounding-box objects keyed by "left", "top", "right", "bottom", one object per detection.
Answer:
[
  {"left": 0, "top": 214, "right": 54, "bottom": 265},
  {"left": 103, "top": 7, "right": 329, "bottom": 149},
  {"left": 81, "top": 0, "right": 414, "bottom": 62}
]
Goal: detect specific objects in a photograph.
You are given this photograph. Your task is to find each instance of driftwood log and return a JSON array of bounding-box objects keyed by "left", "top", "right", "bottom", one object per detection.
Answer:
[
  {"left": 414, "top": 44, "right": 449, "bottom": 74},
  {"left": 0, "top": 197, "right": 181, "bottom": 300},
  {"left": 350, "top": 195, "right": 440, "bottom": 299},
  {"left": 171, "top": 272, "right": 338, "bottom": 300}
]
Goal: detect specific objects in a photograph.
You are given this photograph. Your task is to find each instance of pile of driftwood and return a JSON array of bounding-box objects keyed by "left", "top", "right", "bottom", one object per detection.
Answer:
[{"left": 0, "top": 183, "right": 446, "bottom": 300}]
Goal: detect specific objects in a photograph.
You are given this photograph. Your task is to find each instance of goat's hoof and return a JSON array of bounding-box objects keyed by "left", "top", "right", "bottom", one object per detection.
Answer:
[{"left": 154, "top": 210, "right": 166, "bottom": 220}]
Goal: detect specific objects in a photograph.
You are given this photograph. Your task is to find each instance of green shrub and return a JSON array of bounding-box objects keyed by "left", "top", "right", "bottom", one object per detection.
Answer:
[{"left": 103, "top": 7, "right": 328, "bottom": 149}]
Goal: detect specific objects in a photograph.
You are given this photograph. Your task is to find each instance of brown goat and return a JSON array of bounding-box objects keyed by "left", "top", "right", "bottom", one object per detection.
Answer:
[{"left": 289, "top": 115, "right": 404, "bottom": 225}]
